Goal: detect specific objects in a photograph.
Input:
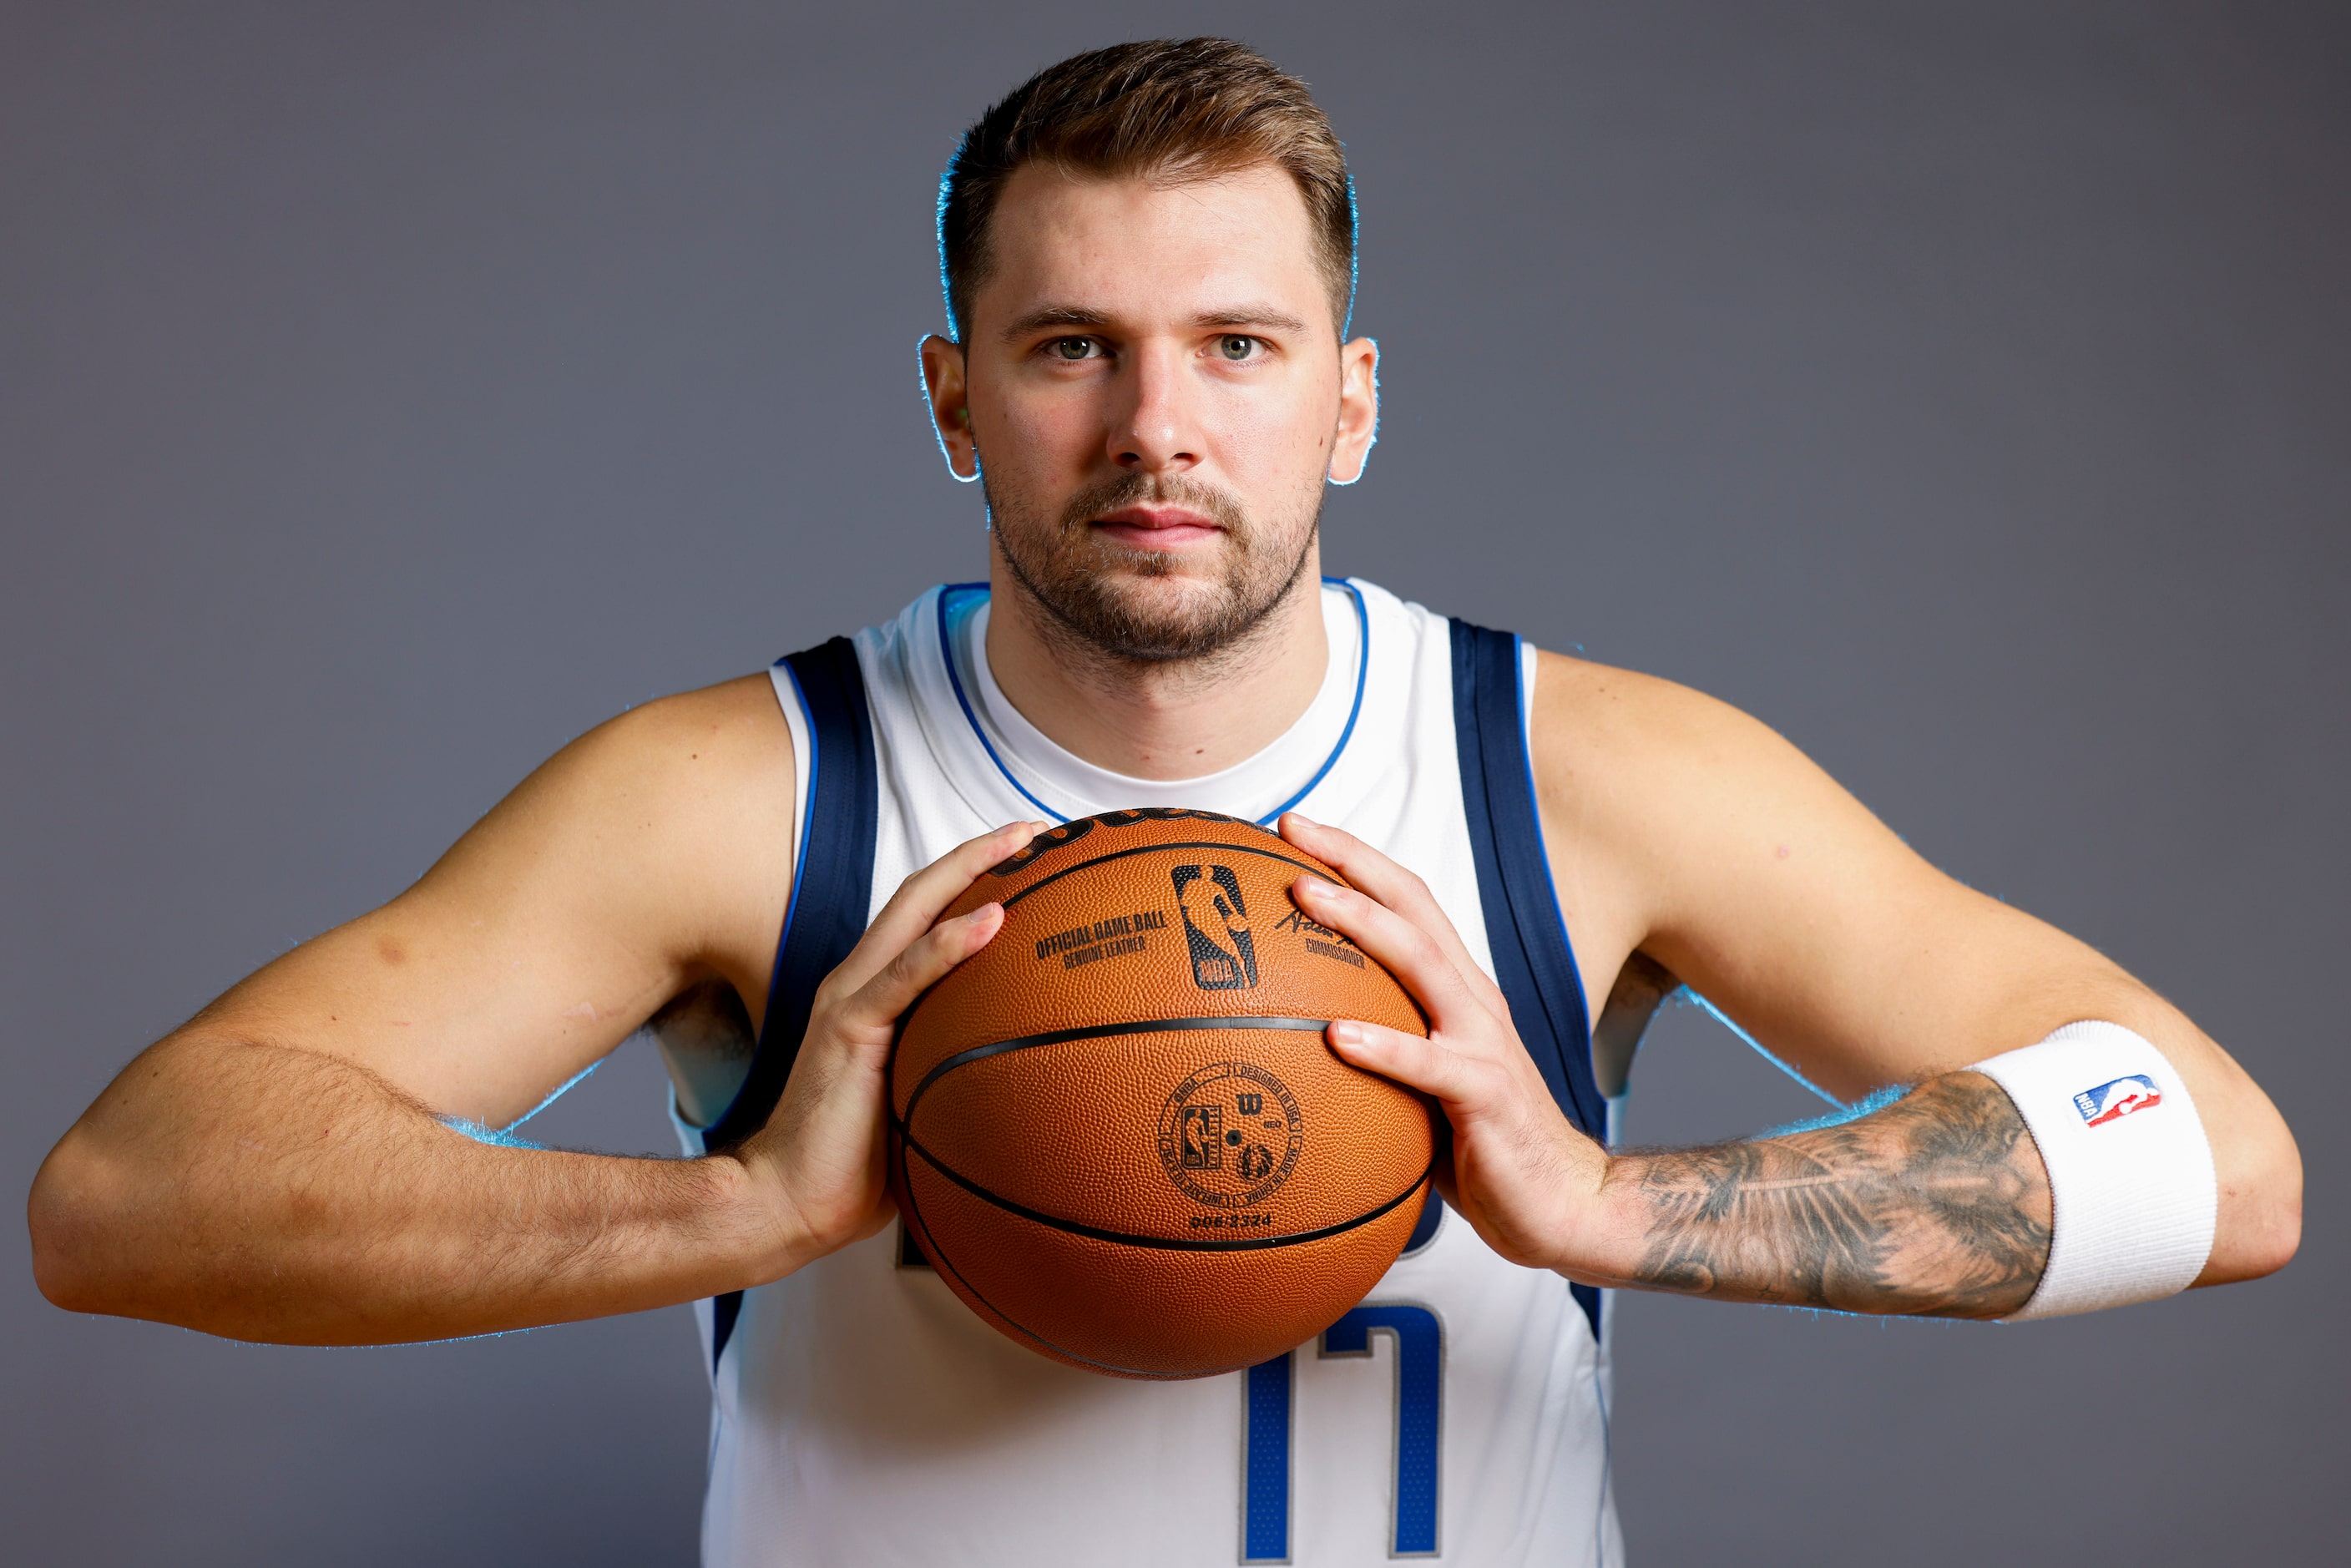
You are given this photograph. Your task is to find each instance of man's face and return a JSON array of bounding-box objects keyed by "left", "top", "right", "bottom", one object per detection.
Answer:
[{"left": 925, "top": 162, "right": 1377, "bottom": 664}]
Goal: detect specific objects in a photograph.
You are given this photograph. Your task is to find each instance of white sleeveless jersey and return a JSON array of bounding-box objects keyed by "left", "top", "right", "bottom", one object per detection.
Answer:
[{"left": 678, "top": 579, "right": 1623, "bottom": 1566}]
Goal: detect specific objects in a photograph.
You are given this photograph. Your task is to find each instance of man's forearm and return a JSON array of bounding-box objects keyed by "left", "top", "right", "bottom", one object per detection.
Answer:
[
  {"left": 1580, "top": 1072, "right": 2053, "bottom": 1319},
  {"left": 29, "top": 1034, "right": 784, "bottom": 1344}
]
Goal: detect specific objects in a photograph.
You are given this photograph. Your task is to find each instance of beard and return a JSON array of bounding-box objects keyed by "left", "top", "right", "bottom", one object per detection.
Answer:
[{"left": 983, "top": 468, "right": 1322, "bottom": 667}]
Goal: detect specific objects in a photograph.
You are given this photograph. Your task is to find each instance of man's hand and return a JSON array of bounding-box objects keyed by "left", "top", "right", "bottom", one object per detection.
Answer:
[
  {"left": 1280, "top": 813, "right": 2057, "bottom": 1319},
  {"left": 725, "top": 822, "right": 1037, "bottom": 1272},
  {"left": 1279, "top": 813, "right": 1605, "bottom": 1273}
]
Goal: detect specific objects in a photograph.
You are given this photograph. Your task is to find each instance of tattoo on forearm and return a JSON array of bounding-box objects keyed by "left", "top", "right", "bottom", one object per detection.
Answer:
[{"left": 1609, "top": 1074, "right": 2052, "bottom": 1318}]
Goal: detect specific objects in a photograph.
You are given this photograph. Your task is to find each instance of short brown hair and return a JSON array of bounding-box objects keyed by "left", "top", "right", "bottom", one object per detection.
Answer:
[{"left": 938, "top": 38, "right": 1356, "bottom": 341}]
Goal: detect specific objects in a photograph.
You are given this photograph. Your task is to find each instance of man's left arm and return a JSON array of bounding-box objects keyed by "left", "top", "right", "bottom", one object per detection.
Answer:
[{"left": 1280, "top": 652, "right": 2299, "bottom": 1318}]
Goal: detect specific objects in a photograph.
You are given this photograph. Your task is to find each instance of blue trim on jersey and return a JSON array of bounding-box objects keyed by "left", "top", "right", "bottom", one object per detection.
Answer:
[
  {"left": 935, "top": 582, "right": 1059, "bottom": 822},
  {"left": 700, "top": 636, "right": 879, "bottom": 1373},
  {"left": 1449, "top": 618, "right": 1605, "bottom": 1341},
  {"left": 770, "top": 656, "right": 824, "bottom": 1021},
  {"left": 1259, "top": 577, "right": 1369, "bottom": 824},
  {"left": 933, "top": 578, "right": 1370, "bottom": 826}
]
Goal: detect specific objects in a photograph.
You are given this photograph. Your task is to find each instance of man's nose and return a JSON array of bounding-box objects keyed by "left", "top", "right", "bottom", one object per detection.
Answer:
[{"left": 1106, "top": 341, "right": 1201, "bottom": 474}]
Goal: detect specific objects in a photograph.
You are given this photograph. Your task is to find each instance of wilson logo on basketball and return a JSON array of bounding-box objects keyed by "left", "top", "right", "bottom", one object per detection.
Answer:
[
  {"left": 1157, "top": 1062, "right": 1303, "bottom": 1209},
  {"left": 1171, "top": 863, "right": 1257, "bottom": 989}
]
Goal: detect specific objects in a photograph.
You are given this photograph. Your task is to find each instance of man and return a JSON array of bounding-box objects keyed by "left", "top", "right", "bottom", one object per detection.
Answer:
[{"left": 28, "top": 37, "right": 2300, "bottom": 1566}]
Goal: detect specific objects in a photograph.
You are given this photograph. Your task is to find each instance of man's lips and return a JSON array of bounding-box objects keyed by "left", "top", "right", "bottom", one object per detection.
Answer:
[{"left": 1089, "top": 505, "right": 1224, "bottom": 550}]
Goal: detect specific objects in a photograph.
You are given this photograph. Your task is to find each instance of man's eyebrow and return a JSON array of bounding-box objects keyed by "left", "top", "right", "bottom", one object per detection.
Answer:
[
  {"left": 1191, "top": 305, "right": 1310, "bottom": 333},
  {"left": 999, "top": 306, "right": 1113, "bottom": 341}
]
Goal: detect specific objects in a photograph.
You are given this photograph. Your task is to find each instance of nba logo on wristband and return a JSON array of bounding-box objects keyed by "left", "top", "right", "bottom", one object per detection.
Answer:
[
  {"left": 1974, "top": 1024, "right": 2215, "bottom": 1318},
  {"left": 2074, "top": 1075, "right": 2161, "bottom": 1126}
]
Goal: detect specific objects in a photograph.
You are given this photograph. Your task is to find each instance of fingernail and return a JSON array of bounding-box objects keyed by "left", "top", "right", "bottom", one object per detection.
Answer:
[
  {"left": 1297, "top": 877, "right": 1332, "bottom": 900},
  {"left": 968, "top": 902, "right": 1003, "bottom": 924},
  {"left": 1328, "top": 1020, "right": 1365, "bottom": 1046}
]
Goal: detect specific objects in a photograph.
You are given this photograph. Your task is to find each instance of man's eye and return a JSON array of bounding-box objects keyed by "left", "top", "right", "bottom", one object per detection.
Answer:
[
  {"left": 1050, "top": 336, "right": 1097, "bottom": 361},
  {"left": 1218, "top": 335, "right": 1257, "bottom": 361}
]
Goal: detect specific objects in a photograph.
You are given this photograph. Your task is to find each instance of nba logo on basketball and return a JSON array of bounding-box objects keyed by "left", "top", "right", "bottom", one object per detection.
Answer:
[
  {"left": 2074, "top": 1075, "right": 2161, "bottom": 1126},
  {"left": 1180, "top": 1105, "right": 1225, "bottom": 1169},
  {"left": 1171, "top": 864, "right": 1258, "bottom": 989}
]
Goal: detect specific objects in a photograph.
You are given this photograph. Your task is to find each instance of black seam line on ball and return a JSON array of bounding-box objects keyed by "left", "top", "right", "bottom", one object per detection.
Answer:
[
  {"left": 897, "top": 1145, "right": 1176, "bottom": 1378},
  {"left": 998, "top": 841, "right": 1342, "bottom": 909},
  {"left": 901, "top": 1015, "right": 1332, "bottom": 1126},
  {"left": 902, "top": 1134, "right": 1433, "bottom": 1254}
]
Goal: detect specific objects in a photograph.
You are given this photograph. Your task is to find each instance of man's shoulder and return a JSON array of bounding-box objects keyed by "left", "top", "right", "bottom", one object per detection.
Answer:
[
  {"left": 563, "top": 673, "right": 794, "bottom": 798},
  {"left": 1525, "top": 648, "right": 1823, "bottom": 843},
  {"left": 1524, "top": 645, "right": 1916, "bottom": 937},
  {"left": 459, "top": 671, "right": 797, "bottom": 985},
  {"left": 1528, "top": 647, "right": 1750, "bottom": 761},
  {"left": 492, "top": 673, "right": 797, "bottom": 901}
]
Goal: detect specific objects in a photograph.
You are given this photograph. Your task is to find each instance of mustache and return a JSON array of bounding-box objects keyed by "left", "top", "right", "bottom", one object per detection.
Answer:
[{"left": 1055, "top": 472, "right": 1250, "bottom": 537}]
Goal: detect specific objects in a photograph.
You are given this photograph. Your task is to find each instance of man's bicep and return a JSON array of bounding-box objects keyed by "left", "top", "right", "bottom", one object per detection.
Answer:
[
  {"left": 1539, "top": 655, "right": 2131, "bottom": 1092},
  {"left": 185, "top": 675, "right": 796, "bottom": 1126}
]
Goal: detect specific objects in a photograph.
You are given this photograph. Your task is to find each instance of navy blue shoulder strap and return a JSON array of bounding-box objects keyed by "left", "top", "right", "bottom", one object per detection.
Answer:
[
  {"left": 702, "top": 635, "right": 879, "bottom": 1368},
  {"left": 1449, "top": 618, "right": 1606, "bottom": 1338}
]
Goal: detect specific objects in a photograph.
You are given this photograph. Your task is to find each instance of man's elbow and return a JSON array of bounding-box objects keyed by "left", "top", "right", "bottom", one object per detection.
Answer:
[
  {"left": 2228, "top": 1170, "right": 2302, "bottom": 1282},
  {"left": 2202, "top": 1120, "right": 2303, "bottom": 1286},
  {"left": 26, "top": 1133, "right": 139, "bottom": 1317}
]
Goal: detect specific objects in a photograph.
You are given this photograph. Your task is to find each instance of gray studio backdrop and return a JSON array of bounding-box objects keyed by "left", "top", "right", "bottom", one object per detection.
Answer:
[{"left": 4, "top": 3, "right": 2343, "bottom": 1563}]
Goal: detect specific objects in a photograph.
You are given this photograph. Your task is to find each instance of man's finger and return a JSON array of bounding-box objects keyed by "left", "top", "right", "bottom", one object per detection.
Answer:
[
  {"left": 1282, "top": 813, "right": 1513, "bottom": 1021},
  {"left": 834, "top": 901, "right": 1005, "bottom": 1039},
  {"left": 1290, "top": 874, "right": 1495, "bottom": 1035},
  {"left": 832, "top": 822, "right": 1039, "bottom": 996},
  {"left": 1327, "top": 1019, "right": 1489, "bottom": 1110}
]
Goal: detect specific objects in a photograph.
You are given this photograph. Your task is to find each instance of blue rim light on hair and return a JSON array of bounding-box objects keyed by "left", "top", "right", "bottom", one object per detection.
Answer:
[
  {"left": 936, "top": 150, "right": 963, "bottom": 341},
  {"left": 438, "top": 1058, "right": 601, "bottom": 1149},
  {"left": 1681, "top": 989, "right": 1844, "bottom": 1107},
  {"left": 1341, "top": 166, "right": 1359, "bottom": 341},
  {"left": 1327, "top": 167, "right": 1371, "bottom": 486}
]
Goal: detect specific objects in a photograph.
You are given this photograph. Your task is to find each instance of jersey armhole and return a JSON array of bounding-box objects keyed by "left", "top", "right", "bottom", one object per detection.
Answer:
[
  {"left": 1451, "top": 618, "right": 1605, "bottom": 1341},
  {"left": 667, "top": 666, "right": 819, "bottom": 1142},
  {"left": 700, "top": 638, "right": 881, "bottom": 1373}
]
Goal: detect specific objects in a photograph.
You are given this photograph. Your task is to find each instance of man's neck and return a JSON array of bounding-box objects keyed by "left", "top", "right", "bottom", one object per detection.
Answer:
[{"left": 980, "top": 553, "right": 1331, "bottom": 782}]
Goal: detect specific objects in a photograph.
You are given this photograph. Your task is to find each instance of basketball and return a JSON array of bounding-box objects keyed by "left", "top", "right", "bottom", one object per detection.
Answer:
[{"left": 889, "top": 808, "right": 1436, "bottom": 1380}]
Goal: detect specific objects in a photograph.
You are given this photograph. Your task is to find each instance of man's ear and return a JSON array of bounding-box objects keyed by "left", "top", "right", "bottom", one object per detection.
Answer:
[
  {"left": 919, "top": 334, "right": 980, "bottom": 482},
  {"left": 1327, "top": 336, "right": 1379, "bottom": 486}
]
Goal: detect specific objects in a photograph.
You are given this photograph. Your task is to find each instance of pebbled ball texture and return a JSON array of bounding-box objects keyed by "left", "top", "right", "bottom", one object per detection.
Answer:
[{"left": 890, "top": 809, "right": 1434, "bottom": 1379}]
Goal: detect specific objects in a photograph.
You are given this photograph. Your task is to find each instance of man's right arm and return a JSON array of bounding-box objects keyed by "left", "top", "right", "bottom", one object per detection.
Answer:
[{"left": 27, "top": 675, "right": 1027, "bottom": 1345}]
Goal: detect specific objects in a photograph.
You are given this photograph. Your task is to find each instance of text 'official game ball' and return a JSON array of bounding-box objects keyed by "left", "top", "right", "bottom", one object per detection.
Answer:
[{"left": 889, "top": 809, "right": 1435, "bottom": 1379}]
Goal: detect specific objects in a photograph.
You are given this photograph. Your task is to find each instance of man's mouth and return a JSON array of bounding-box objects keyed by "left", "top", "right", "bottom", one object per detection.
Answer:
[{"left": 1089, "top": 505, "right": 1225, "bottom": 551}]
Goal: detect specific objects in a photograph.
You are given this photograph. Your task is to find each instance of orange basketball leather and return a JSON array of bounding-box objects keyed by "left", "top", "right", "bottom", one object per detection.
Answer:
[{"left": 889, "top": 808, "right": 1435, "bottom": 1380}]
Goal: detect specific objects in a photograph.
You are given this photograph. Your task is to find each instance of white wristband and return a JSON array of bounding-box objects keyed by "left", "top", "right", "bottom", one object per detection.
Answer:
[{"left": 1969, "top": 1020, "right": 2217, "bottom": 1322}]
